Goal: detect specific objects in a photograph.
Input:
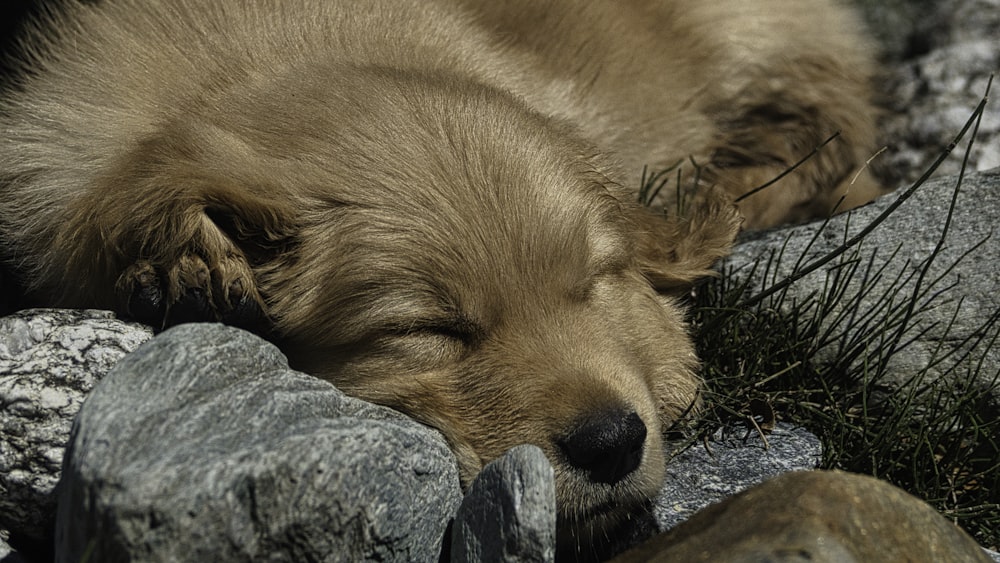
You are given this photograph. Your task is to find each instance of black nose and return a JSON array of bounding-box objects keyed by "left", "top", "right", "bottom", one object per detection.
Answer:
[{"left": 558, "top": 410, "right": 647, "bottom": 484}]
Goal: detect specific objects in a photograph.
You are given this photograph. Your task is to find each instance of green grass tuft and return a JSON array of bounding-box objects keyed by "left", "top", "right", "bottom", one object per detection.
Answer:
[{"left": 652, "top": 80, "right": 1000, "bottom": 549}]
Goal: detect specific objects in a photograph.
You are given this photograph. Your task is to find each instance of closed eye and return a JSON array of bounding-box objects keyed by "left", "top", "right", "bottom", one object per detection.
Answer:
[
  {"left": 389, "top": 316, "right": 484, "bottom": 346},
  {"left": 418, "top": 322, "right": 478, "bottom": 345}
]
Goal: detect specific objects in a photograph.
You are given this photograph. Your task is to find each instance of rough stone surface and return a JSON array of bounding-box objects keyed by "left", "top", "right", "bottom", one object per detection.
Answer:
[
  {"left": 452, "top": 444, "right": 557, "bottom": 563},
  {"left": 0, "top": 533, "right": 27, "bottom": 563},
  {"left": 870, "top": 0, "right": 1000, "bottom": 184},
  {"left": 654, "top": 424, "right": 822, "bottom": 531},
  {"left": 615, "top": 470, "right": 995, "bottom": 563},
  {"left": 55, "top": 323, "right": 462, "bottom": 563},
  {"left": 854, "top": 0, "right": 938, "bottom": 61},
  {"left": 0, "top": 309, "right": 152, "bottom": 540},
  {"left": 724, "top": 168, "right": 1000, "bottom": 392}
]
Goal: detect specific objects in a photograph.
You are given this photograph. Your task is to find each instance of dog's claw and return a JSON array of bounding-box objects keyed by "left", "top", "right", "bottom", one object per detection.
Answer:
[
  {"left": 126, "top": 262, "right": 167, "bottom": 326},
  {"left": 118, "top": 253, "right": 268, "bottom": 333},
  {"left": 221, "top": 278, "right": 267, "bottom": 332}
]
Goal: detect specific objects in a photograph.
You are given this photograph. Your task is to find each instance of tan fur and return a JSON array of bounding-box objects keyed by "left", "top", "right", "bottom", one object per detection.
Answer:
[{"left": 0, "top": 0, "right": 882, "bottom": 556}]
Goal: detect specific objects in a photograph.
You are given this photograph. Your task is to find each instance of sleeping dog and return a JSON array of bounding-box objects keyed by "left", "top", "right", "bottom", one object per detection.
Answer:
[{"left": 0, "top": 0, "right": 884, "bottom": 556}]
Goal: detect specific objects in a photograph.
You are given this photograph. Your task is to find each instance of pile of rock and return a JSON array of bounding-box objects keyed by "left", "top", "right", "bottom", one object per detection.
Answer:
[
  {"left": 2, "top": 301, "right": 997, "bottom": 560},
  {"left": 2, "top": 313, "right": 824, "bottom": 561}
]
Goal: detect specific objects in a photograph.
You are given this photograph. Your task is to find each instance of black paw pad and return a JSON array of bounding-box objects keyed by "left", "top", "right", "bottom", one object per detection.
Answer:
[
  {"left": 223, "top": 291, "right": 268, "bottom": 334},
  {"left": 165, "top": 287, "right": 214, "bottom": 326}
]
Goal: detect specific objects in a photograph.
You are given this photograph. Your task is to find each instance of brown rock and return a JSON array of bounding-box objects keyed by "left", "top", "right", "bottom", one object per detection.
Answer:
[{"left": 614, "top": 470, "right": 991, "bottom": 563}]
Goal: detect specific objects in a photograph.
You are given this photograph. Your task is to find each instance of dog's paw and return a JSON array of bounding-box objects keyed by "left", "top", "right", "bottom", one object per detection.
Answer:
[{"left": 119, "top": 251, "right": 266, "bottom": 332}]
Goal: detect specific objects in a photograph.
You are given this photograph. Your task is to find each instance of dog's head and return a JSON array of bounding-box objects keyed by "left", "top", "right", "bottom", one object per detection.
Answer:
[{"left": 173, "top": 67, "right": 741, "bottom": 555}]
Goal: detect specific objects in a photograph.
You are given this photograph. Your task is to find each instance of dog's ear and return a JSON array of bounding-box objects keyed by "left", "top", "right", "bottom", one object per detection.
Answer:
[{"left": 629, "top": 199, "right": 742, "bottom": 293}]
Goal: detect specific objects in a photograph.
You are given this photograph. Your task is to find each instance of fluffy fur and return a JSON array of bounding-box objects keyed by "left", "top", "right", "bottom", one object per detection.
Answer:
[{"left": 0, "top": 0, "right": 883, "bottom": 557}]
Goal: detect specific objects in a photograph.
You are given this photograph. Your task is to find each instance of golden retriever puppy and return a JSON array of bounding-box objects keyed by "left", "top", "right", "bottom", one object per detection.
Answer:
[{"left": 0, "top": 0, "right": 882, "bottom": 557}]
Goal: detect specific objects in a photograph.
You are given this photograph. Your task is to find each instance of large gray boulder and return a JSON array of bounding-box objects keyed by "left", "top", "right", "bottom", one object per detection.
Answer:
[
  {"left": 0, "top": 310, "right": 151, "bottom": 540},
  {"left": 55, "top": 323, "right": 462, "bottom": 563},
  {"left": 724, "top": 168, "right": 1000, "bottom": 392}
]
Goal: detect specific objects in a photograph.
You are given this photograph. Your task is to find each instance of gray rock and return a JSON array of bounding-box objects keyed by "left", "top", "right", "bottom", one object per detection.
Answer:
[
  {"left": 654, "top": 423, "right": 822, "bottom": 531},
  {"left": 452, "top": 444, "right": 557, "bottom": 563},
  {"left": 875, "top": 0, "right": 1000, "bottom": 184},
  {"left": 725, "top": 168, "right": 1000, "bottom": 393},
  {"left": 0, "top": 538, "right": 26, "bottom": 563},
  {"left": 55, "top": 323, "right": 462, "bottom": 563},
  {"left": 0, "top": 309, "right": 152, "bottom": 540},
  {"left": 854, "top": 0, "right": 939, "bottom": 61}
]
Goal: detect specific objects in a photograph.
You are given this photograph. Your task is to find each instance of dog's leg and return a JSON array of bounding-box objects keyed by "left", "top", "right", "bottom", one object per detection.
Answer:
[
  {"left": 40, "top": 145, "right": 298, "bottom": 333},
  {"left": 111, "top": 200, "right": 277, "bottom": 331},
  {"left": 703, "top": 56, "right": 887, "bottom": 228}
]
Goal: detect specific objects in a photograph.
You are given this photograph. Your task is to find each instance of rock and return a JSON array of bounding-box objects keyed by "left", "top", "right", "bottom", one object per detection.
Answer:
[
  {"left": 55, "top": 323, "right": 462, "bottom": 563},
  {"left": 854, "top": 0, "right": 939, "bottom": 61},
  {"left": 0, "top": 309, "right": 151, "bottom": 540},
  {"left": 724, "top": 168, "right": 1000, "bottom": 393},
  {"left": 451, "top": 444, "right": 557, "bottom": 563},
  {"left": 873, "top": 0, "right": 1000, "bottom": 184},
  {"left": 613, "top": 470, "right": 994, "bottom": 563},
  {"left": 0, "top": 534, "right": 27, "bottom": 563},
  {"left": 654, "top": 424, "right": 822, "bottom": 531}
]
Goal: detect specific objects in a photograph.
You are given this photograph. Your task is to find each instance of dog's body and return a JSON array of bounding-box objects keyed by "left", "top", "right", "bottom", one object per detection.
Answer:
[{"left": 0, "top": 0, "right": 882, "bottom": 556}]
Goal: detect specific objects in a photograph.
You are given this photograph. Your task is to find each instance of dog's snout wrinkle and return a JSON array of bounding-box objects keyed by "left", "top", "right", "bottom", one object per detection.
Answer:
[{"left": 559, "top": 410, "right": 647, "bottom": 485}]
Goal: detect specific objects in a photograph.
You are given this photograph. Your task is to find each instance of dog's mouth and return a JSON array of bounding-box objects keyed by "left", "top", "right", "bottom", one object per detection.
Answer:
[
  {"left": 551, "top": 455, "right": 664, "bottom": 560},
  {"left": 556, "top": 497, "right": 658, "bottom": 562}
]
